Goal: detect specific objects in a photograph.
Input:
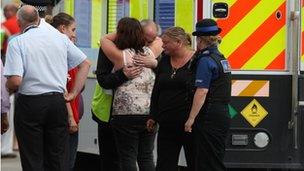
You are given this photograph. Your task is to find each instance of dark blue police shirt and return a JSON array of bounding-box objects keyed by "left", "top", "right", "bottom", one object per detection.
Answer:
[{"left": 195, "top": 46, "right": 220, "bottom": 88}]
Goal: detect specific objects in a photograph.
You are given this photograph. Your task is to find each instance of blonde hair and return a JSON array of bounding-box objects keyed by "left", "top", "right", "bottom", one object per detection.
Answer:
[
  {"left": 44, "top": 15, "right": 53, "bottom": 24},
  {"left": 198, "top": 35, "right": 222, "bottom": 46},
  {"left": 162, "top": 27, "right": 191, "bottom": 46}
]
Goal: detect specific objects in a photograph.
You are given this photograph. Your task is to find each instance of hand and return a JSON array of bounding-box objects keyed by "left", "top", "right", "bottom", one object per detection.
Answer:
[
  {"left": 185, "top": 117, "right": 195, "bottom": 132},
  {"left": 133, "top": 54, "right": 157, "bottom": 68},
  {"left": 64, "top": 92, "right": 76, "bottom": 102},
  {"left": 1, "top": 113, "right": 9, "bottom": 134},
  {"left": 69, "top": 116, "right": 78, "bottom": 134},
  {"left": 123, "top": 65, "right": 143, "bottom": 79},
  {"left": 146, "top": 119, "right": 156, "bottom": 132}
]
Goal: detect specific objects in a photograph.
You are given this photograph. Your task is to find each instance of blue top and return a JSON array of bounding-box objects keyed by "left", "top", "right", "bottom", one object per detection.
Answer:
[
  {"left": 195, "top": 46, "right": 220, "bottom": 89},
  {"left": 4, "top": 19, "right": 87, "bottom": 95}
]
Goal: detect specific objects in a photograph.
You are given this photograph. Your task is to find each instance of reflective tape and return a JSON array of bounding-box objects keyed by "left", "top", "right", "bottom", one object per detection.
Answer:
[
  {"left": 301, "top": 2, "right": 304, "bottom": 61},
  {"left": 214, "top": 0, "right": 286, "bottom": 70},
  {"left": 175, "top": 0, "right": 194, "bottom": 34},
  {"left": 64, "top": 0, "right": 74, "bottom": 16},
  {"left": 91, "top": 0, "right": 103, "bottom": 48},
  {"left": 129, "top": 0, "right": 149, "bottom": 20},
  {"left": 108, "top": 0, "right": 118, "bottom": 33},
  {"left": 232, "top": 80, "right": 269, "bottom": 97}
]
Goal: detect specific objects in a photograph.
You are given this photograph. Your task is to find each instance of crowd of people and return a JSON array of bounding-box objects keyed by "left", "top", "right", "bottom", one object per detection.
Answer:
[{"left": 1, "top": 1, "right": 231, "bottom": 171}]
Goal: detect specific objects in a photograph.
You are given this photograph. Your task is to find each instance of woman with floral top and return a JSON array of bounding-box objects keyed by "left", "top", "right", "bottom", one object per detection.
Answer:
[{"left": 98, "top": 17, "right": 162, "bottom": 171}]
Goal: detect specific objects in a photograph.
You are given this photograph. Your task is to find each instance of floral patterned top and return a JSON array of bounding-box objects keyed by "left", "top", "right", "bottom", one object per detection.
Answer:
[{"left": 112, "top": 47, "right": 155, "bottom": 115}]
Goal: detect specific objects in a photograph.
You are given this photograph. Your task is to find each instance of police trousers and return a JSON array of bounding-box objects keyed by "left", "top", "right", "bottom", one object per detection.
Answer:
[{"left": 193, "top": 102, "right": 230, "bottom": 171}]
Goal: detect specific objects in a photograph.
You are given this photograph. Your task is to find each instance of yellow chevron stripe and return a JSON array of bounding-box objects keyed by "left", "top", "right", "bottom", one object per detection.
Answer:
[
  {"left": 238, "top": 80, "right": 269, "bottom": 97},
  {"left": 64, "top": 0, "right": 74, "bottom": 16},
  {"left": 130, "top": 0, "right": 149, "bottom": 20},
  {"left": 242, "top": 26, "right": 286, "bottom": 69},
  {"left": 91, "top": 0, "right": 103, "bottom": 48},
  {"left": 108, "top": 0, "right": 117, "bottom": 33},
  {"left": 301, "top": 5, "right": 304, "bottom": 61},
  {"left": 212, "top": 0, "right": 237, "bottom": 8},
  {"left": 175, "top": 0, "right": 194, "bottom": 34},
  {"left": 219, "top": 0, "right": 285, "bottom": 57}
]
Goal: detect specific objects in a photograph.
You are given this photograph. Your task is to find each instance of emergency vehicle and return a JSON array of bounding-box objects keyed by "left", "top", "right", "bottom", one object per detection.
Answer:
[{"left": 60, "top": 0, "right": 304, "bottom": 169}]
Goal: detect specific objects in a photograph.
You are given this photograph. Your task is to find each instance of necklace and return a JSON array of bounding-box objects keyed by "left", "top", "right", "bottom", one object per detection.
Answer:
[
  {"left": 171, "top": 67, "right": 178, "bottom": 79},
  {"left": 170, "top": 50, "right": 195, "bottom": 79}
]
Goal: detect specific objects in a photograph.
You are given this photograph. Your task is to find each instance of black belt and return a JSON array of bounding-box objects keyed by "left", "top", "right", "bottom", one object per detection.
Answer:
[
  {"left": 40, "top": 92, "right": 63, "bottom": 96},
  {"left": 19, "top": 92, "right": 63, "bottom": 97}
]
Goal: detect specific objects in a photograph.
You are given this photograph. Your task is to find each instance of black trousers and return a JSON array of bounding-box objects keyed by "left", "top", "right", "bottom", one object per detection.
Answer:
[
  {"left": 156, "top": 124, "right": 195, "bottom": 171},
  {"left": 98, "top": 122, "right": 121, "bottom": 171},
  {"left": 111, "top": 116, "right": 156, "bottom": 171},
  {"left": 194, "top": 103, "right": 230, "bottom": 171},
  {"left": 14, "top": 94, "right": 69, "bottom": 171}
]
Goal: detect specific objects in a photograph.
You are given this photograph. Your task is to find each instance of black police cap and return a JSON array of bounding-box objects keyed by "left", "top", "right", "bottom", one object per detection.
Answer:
[
  {"left": 192, "top": 18, "right": 222, "bottom": 36},
  {"left": 21, "top": 0, "right": 61, "bottom": 6}
]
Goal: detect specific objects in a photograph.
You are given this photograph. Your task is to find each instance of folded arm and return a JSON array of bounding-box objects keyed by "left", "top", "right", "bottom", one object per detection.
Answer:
[{"left": 65, "top": 59, "right": 91, "bottom": 101}]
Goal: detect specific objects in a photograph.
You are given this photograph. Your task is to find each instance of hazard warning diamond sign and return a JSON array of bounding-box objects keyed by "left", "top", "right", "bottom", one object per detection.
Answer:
[{"left": 241, "top": 99, "right": 268, "bottom": 127}]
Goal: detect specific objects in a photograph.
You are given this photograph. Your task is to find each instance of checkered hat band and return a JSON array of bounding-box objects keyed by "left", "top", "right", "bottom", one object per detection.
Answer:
[{"left": 34, "top": 6, "right": 47, "bottom": 11}]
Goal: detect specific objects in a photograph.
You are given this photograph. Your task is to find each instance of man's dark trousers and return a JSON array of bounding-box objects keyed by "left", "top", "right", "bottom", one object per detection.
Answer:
[
  {"left": 15, "top": 94, "right": 69, "bottom": 171},
  {"left": 98, "top": 122, "right": 121, "bottom": 171}
]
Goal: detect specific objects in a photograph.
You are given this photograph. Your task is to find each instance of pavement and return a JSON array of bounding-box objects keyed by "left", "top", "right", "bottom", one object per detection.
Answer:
[
  {"left": 1, "top": 151, "right": 22, "bottom": 171},
  {"left": 0, "top": 151, "right": 302, "bottom": 171}
]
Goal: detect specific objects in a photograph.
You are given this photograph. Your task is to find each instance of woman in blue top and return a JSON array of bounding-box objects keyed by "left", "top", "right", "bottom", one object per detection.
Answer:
[{"left": 185, "top": 18, "right": 231, "bottom": 171}]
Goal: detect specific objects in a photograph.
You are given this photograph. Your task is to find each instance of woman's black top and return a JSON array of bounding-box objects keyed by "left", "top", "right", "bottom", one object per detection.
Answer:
[{"left": 150, "top": 54, "right": 195, "bottom": 126}]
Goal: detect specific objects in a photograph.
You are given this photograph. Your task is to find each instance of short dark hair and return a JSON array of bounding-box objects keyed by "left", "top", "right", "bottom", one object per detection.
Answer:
[
  {"left": 115, "top": 17, "right": 146, "bottom": 53},
  {"left": 46, "top": 12, "right": 75, "bottom": 28}
]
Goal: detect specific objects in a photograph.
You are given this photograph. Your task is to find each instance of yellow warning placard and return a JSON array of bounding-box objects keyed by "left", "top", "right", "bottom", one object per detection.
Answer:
[{"left": 241, "top": 99, "right": 268, "bottom": 127}]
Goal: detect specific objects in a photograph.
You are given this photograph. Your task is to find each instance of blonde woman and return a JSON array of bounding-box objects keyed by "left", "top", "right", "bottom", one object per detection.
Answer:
[{"left": 147, "top": 27, "right": 196, "bottom": 171}]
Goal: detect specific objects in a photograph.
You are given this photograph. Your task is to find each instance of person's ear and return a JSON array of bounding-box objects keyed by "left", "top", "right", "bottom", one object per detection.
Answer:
[
  {"left": 177, "top": 39, "right": 183, "bottom": 48},
  {"left": 58, "top": 25, "right": 66, "bottom": 33},
  {"left": 196, "top": 37, "right": 202, "bottom": 45},
  {"left": 17, "top": 19, "right": 21, "bottom": 28}
]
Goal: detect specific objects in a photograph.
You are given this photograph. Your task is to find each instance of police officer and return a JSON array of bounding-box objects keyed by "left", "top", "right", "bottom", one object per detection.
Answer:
[{"left": 185, "top": 18, "right": 231, "bottom": 171}]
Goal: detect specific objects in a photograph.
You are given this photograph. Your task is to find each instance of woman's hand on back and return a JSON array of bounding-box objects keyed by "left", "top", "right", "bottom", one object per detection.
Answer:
[
  {"left": 123, "top": 65, "right": 143, "bottom": 79},
  {"left": 133, "top": 54, "right": 158, "bottom": 68}
]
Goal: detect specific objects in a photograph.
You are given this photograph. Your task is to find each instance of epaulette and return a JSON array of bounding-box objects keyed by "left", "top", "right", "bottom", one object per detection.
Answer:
[
  {"left": 202, "top": 50, "right": 210, "bottom": 55},
  {"left": 197, "top": 50, "right": 210, "bottom": 57}
]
